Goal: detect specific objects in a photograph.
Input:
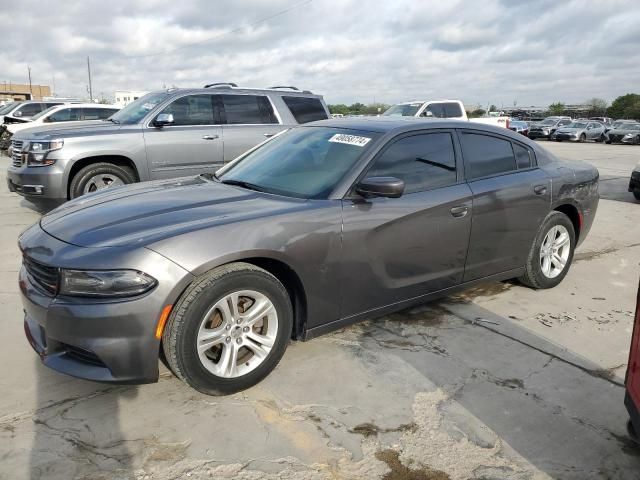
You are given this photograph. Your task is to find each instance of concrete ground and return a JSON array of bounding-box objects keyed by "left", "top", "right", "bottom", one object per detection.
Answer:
[{"left": 0, "top": 142, "right": 638, "bottom": 480}]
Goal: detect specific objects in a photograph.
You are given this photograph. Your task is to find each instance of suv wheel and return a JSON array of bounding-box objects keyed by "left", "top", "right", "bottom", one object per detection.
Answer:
[
  {"left": 163, "top": 262, "right": 293, "bottom": 395},
  {"left": 69, "top": 162, "right": 136, "bottom": 199},
  {"left": 518, "top": 211, "right": 575, "bottom": 289}
]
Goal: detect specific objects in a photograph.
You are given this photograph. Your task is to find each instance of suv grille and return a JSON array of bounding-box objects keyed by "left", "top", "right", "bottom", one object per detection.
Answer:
[
  {"left": 23, "top": 256, "right": 59, "bottom": 295},
  {"left": 11, "top": 140, "right": 23, "bottom": 167}
]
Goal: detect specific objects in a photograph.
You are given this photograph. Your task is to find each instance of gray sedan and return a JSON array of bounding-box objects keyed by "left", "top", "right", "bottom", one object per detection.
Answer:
[
  {"left": 553, "top": 121, "right": 606, "bottom": 142},
  {"left": 19, "top": 118, "right": 599, "bottom": 395}
]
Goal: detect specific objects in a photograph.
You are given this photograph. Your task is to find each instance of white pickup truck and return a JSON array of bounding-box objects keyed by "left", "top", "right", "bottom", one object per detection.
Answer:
[{"left": 382, "top": 99, "right": 510, "bottom": 129}]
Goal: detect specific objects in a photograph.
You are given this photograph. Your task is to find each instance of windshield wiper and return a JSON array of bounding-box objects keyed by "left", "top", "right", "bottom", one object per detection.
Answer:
[
  {"left": 220, "top": 179, "right": 266, "bottom": 192},
  {"left": 416, "top": 157, "right": 456, "bottom": 171},
  {"left": 104, "top": 118, "right": 120, "bottom": 124}
]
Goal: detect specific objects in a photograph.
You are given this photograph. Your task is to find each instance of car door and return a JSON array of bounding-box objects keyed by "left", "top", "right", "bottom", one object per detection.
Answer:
[
  {"left": 459, "top": 130, "right": 551, "bottom": 282},
  {"left": 587, "top": 122, "right": 602, "bottom": 140},
  {"left": 143, "top": 94, "right": 223, "bottom": 179},
  {"left": 220, "top": 94, "right": 285, "bottom": 163},
  {"left": 340, "top": 130, "right": 473, "bottom": 318}
]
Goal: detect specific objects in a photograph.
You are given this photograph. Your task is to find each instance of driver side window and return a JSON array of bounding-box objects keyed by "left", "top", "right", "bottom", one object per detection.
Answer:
[
  {"left": 158, "top": 95, "right": 215, "bottom": 125},
  {"left": 366, "top": 132, "right": 457, "bottom": 194}
]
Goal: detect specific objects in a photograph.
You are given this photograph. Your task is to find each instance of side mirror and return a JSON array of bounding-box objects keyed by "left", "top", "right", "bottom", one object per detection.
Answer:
[
  {"left": 356, "top": 176, "right": 405, "bottom": 199},
  {"left": 153, "top": 113, "right": 174, "bottom": 127},
  {"left": 14, "top": 111, "right": 22, "bottom": 117},
  {"left": 424, "top": 110, "right": 433, "bottom": 117}
]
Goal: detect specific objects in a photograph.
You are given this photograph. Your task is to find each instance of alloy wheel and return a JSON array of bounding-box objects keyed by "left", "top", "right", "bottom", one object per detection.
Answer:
[{"left": 539, "top": 225, "right": 571, "bottom": 279}]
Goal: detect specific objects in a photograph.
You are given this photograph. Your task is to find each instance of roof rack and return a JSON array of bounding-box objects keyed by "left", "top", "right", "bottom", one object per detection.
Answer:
[
  {"left": 269, "top": 85, "right": 313, "bottom": 94},
  {"left": 204, "top": 82, "right": 238, "bottom": 89}
]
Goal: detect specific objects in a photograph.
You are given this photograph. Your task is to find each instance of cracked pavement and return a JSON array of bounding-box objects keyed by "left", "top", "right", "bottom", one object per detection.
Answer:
[{"left": 1, "top": 143, "right": 639, "bottom": 479}]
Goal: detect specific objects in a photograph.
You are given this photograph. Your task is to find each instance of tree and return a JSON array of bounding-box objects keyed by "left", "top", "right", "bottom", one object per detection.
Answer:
[
  {"left": 585, "top": 98, "right": 608, "bottom": 116},
  {"left": 328, "top": 104, "right": 349, "bottom": 115},
  {"left": 548, "top": 102, "right": 566, "bottom": 115},
  {"left": 624, "top": 100, "right": 640, "bottom": 121},
  {"left": 469, "top": 108, "right": 486, "bottom": 118},
  {"left": 489, "top": 104, "right": 498, "bottom": 113},
  {"left": 607, "top": 94, "right": 640, "bottom": 119}
]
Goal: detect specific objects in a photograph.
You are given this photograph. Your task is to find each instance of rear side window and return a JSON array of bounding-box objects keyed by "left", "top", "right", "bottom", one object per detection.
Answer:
[
  {"left": 159, "top": 94, "right": 215, "bottom": 125},
  {"left": 461, "top": 133, "right": 516, "bottom": 179},
  {"left": 423, "top": 103, "right": 444, "bottom": 117},
  {"left": 222, "top": 95, "right": 277, "bottom": 124},
  {"left": 83, "top": 108, "right": 118, "bottom": 120},
  {"left": 282, "top": 96, "right": 328, "bottom": 124},
  {"left": 513, "top": 143, "right": 533, "bottom": 169},
  {"left": 444, "top": 102, "right": 463, "bottom": 117},
  {"left": 367, "top": 132, "right": 457, "bottom": 193}
]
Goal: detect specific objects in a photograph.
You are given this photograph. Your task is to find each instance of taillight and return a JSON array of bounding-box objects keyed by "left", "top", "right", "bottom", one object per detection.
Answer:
[{"left": 506, "top": 118, "right": 510, "bottom": 129}]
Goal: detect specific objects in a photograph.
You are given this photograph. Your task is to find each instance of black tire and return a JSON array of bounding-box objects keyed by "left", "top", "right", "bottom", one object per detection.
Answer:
[
  {"left": 69, "top": 162, "right": 136, "bottom": 199},
  {"left": 605, "top": 140, "right": 612, "bottom": 144},
  {"left": 162, "top": 262, "right": 293, "bottom": 395},
  {"left": 518, "top": 211, "right": 576, "bottom": 289},
  {"left": 579, "top": 133, "right": 586, "bottom": 143},
  {"left": 634, "top": 135, "right": 640, "bottom": 145}
]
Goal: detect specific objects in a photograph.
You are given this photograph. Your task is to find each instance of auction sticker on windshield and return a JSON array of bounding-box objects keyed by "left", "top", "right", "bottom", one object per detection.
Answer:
[{"left": 328, "top": 134, "right": 371, "bottom": 147}]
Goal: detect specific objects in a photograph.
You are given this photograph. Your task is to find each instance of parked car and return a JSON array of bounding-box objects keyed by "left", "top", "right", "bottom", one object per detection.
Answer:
[
  {"left": 7, "top": 85, "right": 329, "bottom": 202},
  {"left": 382, "top": 99, "right": 511, "bottom": 129},
  {"left": 629, "top": 163, "right": 640, "bottom": 201},
  {"left": 509, "top": 120, "right": 529, "bottom": 136},
  {"left": 0, "top": 103, "right": 119, "bottom": 150},
  {"left": 0, "top": 100, "right": 66, "bottom": 124},
  {"left": 590, "top": 117, "right": 613, "bottom": 129},
  {"left": 19, "top": 118, "right": 599, "bottom": 394},
  {"left": 605, "top": 123, "right": 640, "bottom": 144},
  {"left": 625, "top": 279, "right": 640, "bottom": 443},
  {"left": 528, "top": 116, "right": 572, "bottom": 140},
  {"left": 552, "top": 121, "right": 606, "bottom": 142}
]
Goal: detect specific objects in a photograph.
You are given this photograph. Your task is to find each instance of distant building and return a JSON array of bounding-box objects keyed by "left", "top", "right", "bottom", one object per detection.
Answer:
[
  {"left": 114, "top": 90, "right": 149, "bottom": 107},
  {"left": 0, "top": 82, "right": 51, "bottom": 101}
]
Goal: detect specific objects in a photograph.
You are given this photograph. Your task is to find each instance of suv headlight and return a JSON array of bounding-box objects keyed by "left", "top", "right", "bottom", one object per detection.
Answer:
[
  {"left": 59, "top": 269, "right": 157, "bottom": 297},
  {"left": 623, "top": 133, "right": 633, "bottom": 139},
  {"left": 23, "top": 139, "right": 64, "bottom": 166}
]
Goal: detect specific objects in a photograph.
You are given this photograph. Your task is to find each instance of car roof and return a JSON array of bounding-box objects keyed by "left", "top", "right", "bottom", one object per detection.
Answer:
[
  {"left": 158, "top": 86, "right": 324, "bottom": 98},
  {"left": 303, "top": 117, "right": 522, "bottom": 137}
]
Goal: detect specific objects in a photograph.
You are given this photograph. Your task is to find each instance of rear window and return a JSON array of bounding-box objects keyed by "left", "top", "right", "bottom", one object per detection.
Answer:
[
  {"left": 460, "top": 133, "right": 517, "bottom": 179},
  {"left": 222, "top": 95, "right": 278, "bottom": 124},
  {"left": 282, "top": 96, "right": 328, "bottom": 124}
]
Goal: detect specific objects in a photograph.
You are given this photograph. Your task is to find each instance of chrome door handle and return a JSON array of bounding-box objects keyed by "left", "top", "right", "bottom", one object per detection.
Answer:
[
  {"left": 450, "top": 206, "right": 469, "bottom": 218},
  {"left": 263, "top": 133, "right": 275, "bottom": 138},
  {"left": 202, "top": 135, "right": 219, "bottom": 140},
  {"left": 533, "top": 185, "right": 547, "bottom": 195}
]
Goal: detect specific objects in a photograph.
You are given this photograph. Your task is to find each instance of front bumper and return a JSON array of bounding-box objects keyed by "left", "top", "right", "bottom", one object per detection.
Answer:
[
  {"left": 19, "top": 223, "right": 194, "bottom": 384},
  {"left": 629, "top": 170, "right": 640, "bottom": 192},
  {"left": 528, "top": 131, "right": 552, "bottom": 139},
  {"left": 554, "top": 133, "right": 579, "bottom": 141},
  {"left": 7, "top": 163, "right": 67, "bottom": 200}
]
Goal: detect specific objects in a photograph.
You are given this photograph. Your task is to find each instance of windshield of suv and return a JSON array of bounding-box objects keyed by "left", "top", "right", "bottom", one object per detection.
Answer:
[
  {"left": 0, "top": 102, "right": 18, "bottom": 115},
  {"left": 566, "top": 122, "right": 587, "bottom": 129},
  {"left": 108, "top": 92, "right": 170, "bottom": 124},
  {"left": 382, "top": 103, "right": 422, "bottom": 117},
  {"left": 539, "top": 119, "right": 559, "bottom": 126},
  {"left": 30, "top": 106, "right": 58, "bottom": 121},
  {"left": 218, "top": 127, "right": 380, "bottom": 199}
]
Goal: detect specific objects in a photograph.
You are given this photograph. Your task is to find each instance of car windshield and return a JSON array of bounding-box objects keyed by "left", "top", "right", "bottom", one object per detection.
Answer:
[
  {"left": 613, "top": 121, "right": 634, "bottom": 129},
  {"left": 30, "top": 106, "right": 59, "bottom": 121},
  {"left": 539, "top": 119, "right": 558, "bottom": 126},
  {"left": 627, "top": 124, "right": 640, "bottom": 131},
  {"left": 108, "top": 92, "right": 170, "bottom": 124},
  {"left": 218, "top": 127, "right": 380, "bottom": 199},
  {"left": 567, "top": 122, "right": 587, "bottom": 128},
  {"left": 0, "top": 102, "right": 18, "bottom": 114},
  {"left": 382, "top": 103, "right": 422, "bottom": 117}
]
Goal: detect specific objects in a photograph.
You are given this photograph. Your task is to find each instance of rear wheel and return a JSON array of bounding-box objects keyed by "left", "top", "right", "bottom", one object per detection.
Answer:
[
  {"left": 69, "top": 162, "right": 136, "bottom": 199},
  {"left": 163, "top": 262, "right": 293, "bottom": 395},
  {"left": 518, "top": 211, "right": 575, "bottom": 289}
]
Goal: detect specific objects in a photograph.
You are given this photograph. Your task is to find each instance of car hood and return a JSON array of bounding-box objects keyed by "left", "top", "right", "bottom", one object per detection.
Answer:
[
  {"left": 40, "top": 177, "right": 309, "bottom": 248},
  {"left": 556, "top": 127, "right": 582, "bottom": 133},
  {"left": 13, "top": 121, "right": 124, "bottom": 140}
]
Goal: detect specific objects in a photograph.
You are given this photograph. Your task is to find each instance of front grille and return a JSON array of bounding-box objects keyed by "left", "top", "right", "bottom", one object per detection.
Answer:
[
  {"left": 11, "top": 140, "right": 23, "bottom": 167},
  {"left": 64, "top": 344, "right": 107, "bottom": 368},
  {"left": 609, "top": 134, "right": 622, "bottom": 142},
  {"left": 23, "top": 256, "right": 59, "bottom": 295}
]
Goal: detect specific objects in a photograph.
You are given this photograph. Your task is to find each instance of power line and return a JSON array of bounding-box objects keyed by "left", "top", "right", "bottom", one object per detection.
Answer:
[{"left": 124, "top": 0, "right": 313, "bottom": 60}]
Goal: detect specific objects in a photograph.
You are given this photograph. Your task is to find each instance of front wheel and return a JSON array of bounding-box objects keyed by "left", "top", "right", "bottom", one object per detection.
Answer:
[
  {"left": 163, "top": 262, "right": 293, "bottom": 395},
  {"left": 579, "top": 133, "right": 586, "bottom": 143},
  {"left": 69, "top": 162, "right": 136, "bottom": 199},
  {"left": 518, "top": 211, "right": 575, "bottom": 289}
]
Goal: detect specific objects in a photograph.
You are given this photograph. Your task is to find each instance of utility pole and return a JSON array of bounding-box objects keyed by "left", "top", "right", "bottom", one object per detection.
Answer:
[
  {"left": 28, "top": 66, "right": 33, "bottom": 98},
  {"left": 87, "top": 56, "right": 93, "bottom": 101}
]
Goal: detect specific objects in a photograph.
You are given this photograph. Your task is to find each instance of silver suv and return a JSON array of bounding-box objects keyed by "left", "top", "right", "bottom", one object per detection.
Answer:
[{"left": 7, "top": 84, "right": 329, "bottom": 201}]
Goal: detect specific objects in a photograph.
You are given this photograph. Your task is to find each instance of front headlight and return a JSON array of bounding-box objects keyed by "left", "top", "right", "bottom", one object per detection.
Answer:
[
  {"left": 623, "top": 133, "right": 633, "bottom": 138},
  {"left": 24, "top": 139, "right": 64, "bottom": 166},
  {"left": 59, "top": 269, "right": 157, "bottom": 298}
]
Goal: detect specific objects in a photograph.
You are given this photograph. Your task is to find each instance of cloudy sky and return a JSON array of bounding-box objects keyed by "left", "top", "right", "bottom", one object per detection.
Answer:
[{"left": 2, "top": 0, "right": 640, "bottom": 108}]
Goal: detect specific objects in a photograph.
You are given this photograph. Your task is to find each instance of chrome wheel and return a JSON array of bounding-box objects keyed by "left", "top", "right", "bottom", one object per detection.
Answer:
[
  {"left": 539, "top": 225, "right": 570, "bottom": 279},
  {"left": 83, "top": 174, "right": 125, "bottom": 193},
  {"left": 196, "top": 290, "right": 278, "bottom": 378}
]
